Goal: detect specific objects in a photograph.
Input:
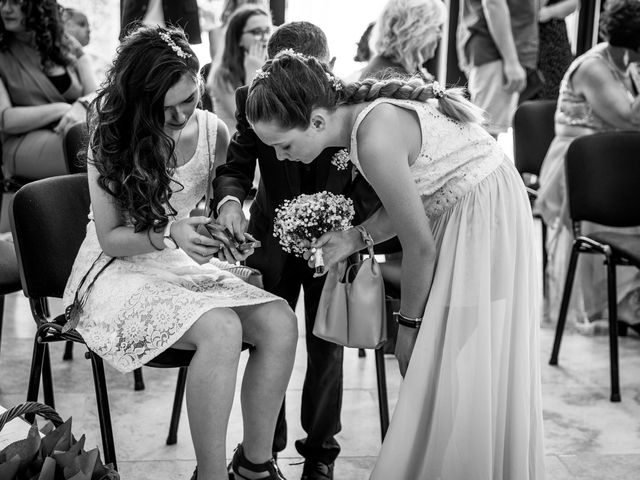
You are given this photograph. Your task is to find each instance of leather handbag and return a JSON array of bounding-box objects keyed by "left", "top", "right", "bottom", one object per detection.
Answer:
[{"left": 313, "top": 226, "right": 387, "bottom": 349}]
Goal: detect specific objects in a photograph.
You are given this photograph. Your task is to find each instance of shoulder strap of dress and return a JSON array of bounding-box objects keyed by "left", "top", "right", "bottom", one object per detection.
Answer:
[{"left": 203, "top": 110, "right": 218, "bottom": 217}]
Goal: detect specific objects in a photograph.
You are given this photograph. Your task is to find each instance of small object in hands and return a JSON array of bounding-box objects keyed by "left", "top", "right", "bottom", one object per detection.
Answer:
[
  {"left": 205, "top": 222, "right": 236, "bottom": 249},
  {"left": 163, "top": 220, "right": 178, "bottom": 249},
  {"left": 314, "top": 247, "right": 325, "bottom": 275},
  {"left": 237, "top": 240, "right": 261, "bottom": 251}
]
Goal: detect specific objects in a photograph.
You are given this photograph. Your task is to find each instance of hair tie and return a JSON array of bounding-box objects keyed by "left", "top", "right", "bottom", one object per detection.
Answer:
[
  {"left": 431, "top": 81, "right": 445, "bottom": 99},
  {"left": 158, "top": 31, "right": 191, "bottom": 59},
  {"left": 326, "top": 72, "right": 342, "bottom": 91}
]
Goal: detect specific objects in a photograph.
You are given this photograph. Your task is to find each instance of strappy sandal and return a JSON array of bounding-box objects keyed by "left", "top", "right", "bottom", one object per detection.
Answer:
[
  {"left": 228, "top": 444, "right": 286, "bottom": 480},
  {"left": 190, "top": 466, "right": 235, "bottom": 479}
]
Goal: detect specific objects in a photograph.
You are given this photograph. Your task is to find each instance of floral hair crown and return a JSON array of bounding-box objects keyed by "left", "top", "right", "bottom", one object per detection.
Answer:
[
  {"left": 326, "top": 72, "right": 342, "bottom": 92},
  {"left": 431, "top": 81, "right": 445, "bottom": 99},
  {"left": 158, "top": 31, "right": 192, "bottom": 59},
  {"left": 255, "top": 68, "right": 270, "bottom": 80}
]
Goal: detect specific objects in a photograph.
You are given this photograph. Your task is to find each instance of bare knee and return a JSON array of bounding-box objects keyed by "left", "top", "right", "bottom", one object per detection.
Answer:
[
  {"left": 180, "top": 308, "right": 243, "bottom": 352},
  {"left": 250, "top": 301, "right": 298, "bottom": 350}
]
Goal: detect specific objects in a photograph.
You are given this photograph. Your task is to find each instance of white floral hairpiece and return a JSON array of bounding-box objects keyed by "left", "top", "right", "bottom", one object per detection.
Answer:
[
  {"left": 158, "top": 31, "right": 191, "bottom": 59},
  {"left": 331, "top": 148, "right": 350, "bottom": 170},
  {"left": 255, "top": 69, "right": 270, "bottom": 80},
  {"left": 431, "top": 81, "right": 445, "bottom": 99},
  {"left": 279, "top": 48, "right": 308, "bottom": 59},
  {"left": 326, "top": 72, "right": 342, "bottom": 92}
]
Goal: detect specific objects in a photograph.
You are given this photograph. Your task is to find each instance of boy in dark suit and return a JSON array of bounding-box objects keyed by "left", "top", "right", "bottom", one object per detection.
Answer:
[{"left": 212, "top": 21, "right": 379, "bottom": 480}]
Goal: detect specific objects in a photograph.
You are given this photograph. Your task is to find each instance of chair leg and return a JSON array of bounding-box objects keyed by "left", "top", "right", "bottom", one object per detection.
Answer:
[
  {"left": 42, "top": 345, "right": 55, "bottom": 409},
  {"left": 0, "top": 295, "right": 4, "bottom": 355},
  {"left": 549, "top": 242, "right": 581, "bottom": 365},
  {"left": 88, "top": 351, "right": 117, "bottom": 469},
  {"left": 25, "top": 335, "right": 46, "bottom": 423},
  {"left": 374, "top": 348, "right": 390, "bottom": 441},
  {"left": 63, "top": 340, "right": 74, "bottom": 360},
  {"left": 167, "top": 366, "right": 188, "bottom": 445},
  {"left": 133, "top": 367, "right": 145, "bottom": 391},
  {"left": 541, "top": 220, "right": 548, "bottom": 296},
  {"left": 358, "top": 348, "right": 366, "bottom": 358},
  {"left": 605, "top": 252, "right": 621, "bottom": 402}
]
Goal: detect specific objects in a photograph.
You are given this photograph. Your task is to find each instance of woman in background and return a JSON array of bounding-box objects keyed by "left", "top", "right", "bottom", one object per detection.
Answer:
[
  {"left": 532, "top": 0, "right": 579, "bottom": 100},
  {"left": 210, "top": 4, "right": 272, "bottom": 135},
  {"left": 0, "top": 0, "right": 96, "bottom": 180},
  {"left": 535, "top": 0, "right": 640, "bottom": 333},
  {"left": 359, "top": 0, "right": 446, "bottom": 82}
]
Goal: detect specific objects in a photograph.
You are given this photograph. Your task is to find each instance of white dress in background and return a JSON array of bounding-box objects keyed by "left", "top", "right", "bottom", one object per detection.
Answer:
[
  {"left": 63, "top": 110, "right": 280, "bottom": 373},
  {"left": 349, "top": 99, "right": 545, "bottom": 480}
]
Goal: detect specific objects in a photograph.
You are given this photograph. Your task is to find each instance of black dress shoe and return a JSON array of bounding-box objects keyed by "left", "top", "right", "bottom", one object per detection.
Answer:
[{"left": 301, "top": 460, "right": 334, "bottom": 480}]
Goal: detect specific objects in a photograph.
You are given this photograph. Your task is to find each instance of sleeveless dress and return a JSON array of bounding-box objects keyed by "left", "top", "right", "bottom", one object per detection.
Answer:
[
  {"left": 535, "top": 44, "right": 640, "bottom": 328},
  {"left": 350, "top": 99, "right": 544, "bottom": 480},
  {"left": 62, "top": 110, "right": 280, "bottom": 373},
  {"left": 532, "top": 0, "right": 574, "bottom": 100}
]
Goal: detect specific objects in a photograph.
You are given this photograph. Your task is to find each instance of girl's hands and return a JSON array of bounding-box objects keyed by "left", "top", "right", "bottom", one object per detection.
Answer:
[
  {"left": 302, "top": 228, "right": 362, "bottom": 275},
  {"left": 172, "top": 217, "right": 222, "bottom": 265},
  {"left": 395, "top": 326, "right": 419, "bottom": 377}
]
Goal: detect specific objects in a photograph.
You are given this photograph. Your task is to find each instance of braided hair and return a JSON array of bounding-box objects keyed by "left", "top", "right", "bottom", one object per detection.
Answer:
[{"left": 246, "top": 50, "right": 484, "bottom": 129}]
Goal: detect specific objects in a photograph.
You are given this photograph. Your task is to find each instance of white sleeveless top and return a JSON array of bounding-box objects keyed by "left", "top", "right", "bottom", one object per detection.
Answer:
[{"left": 349, "top": 98, "right": 505, "bottom": 220}]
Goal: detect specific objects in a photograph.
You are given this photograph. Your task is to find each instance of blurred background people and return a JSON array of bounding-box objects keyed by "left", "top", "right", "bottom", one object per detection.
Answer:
[
  {"left": 0, "top": 0, "right": 96, "bottom": 182},
  {"left": 360, "top": 0, "right": 446, "bottom": 82},
  {"left": 532, "top": 0, "right": 579, "bottom": 100},
  {"left": 209, "top": 4, "right": 272, "bottom": 135},
  {"left": 457, "top": 0, "right": 539, "bottom": 137},
  {"left": 62, "top": 6, "right": 111, "bottom": 85},
  {"left": 119, "top": 0, "right": 201, "bottom": 44},
  {"left": 206, "top": 0, "right": 267, "bottom": 74},
  {"left": 535, "top": 0, "right": 640, "bottom": 333}
]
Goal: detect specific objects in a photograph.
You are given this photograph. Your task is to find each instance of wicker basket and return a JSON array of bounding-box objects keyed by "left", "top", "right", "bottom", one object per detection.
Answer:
[{"left": 0, "top": 401, "right": 119, "bottom": 480}]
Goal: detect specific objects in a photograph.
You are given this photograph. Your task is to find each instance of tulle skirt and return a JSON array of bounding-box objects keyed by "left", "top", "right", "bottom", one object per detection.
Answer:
[{"left": 371, "top": 160, "right": 545, "bottom": 480}]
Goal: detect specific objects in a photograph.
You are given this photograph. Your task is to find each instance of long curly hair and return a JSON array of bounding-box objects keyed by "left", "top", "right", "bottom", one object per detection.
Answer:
[
  {"left": 371, "top": 0, "right": 446, "bottom": 72},
  {"left": 246, "top": 50, "right": 483, "bottom": 130},
  {"left": 600, "top": 0, "right": 640, "bottom": 50},
  {"left": 0, "top": 0, "right": 72, "bottom": 68},
  {"left": 89, "top": 25, "right": 200, "bottom": 233},
  {"left": 214, "top": 4, "right": 271, "bottom": 92}
]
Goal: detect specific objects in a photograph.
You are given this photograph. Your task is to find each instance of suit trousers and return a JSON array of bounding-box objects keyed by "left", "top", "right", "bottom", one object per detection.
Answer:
[{"left": 268, "top": 254, "right": 343, "bottom": 463}]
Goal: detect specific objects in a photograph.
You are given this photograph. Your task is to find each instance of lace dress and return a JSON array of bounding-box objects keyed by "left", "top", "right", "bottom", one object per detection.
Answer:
[
  {"left": 535, "top": 45, "right": 640, "bottom": 327},
  {"left": 350, "top": 100, "right": 544, "bottom": 480},
  {"left": 63, "top": 110, "right": 280, "bottom": 373}
]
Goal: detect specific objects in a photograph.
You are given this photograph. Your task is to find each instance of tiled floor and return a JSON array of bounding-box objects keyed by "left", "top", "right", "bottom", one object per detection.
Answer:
[{"left": 2, "top": 285, "right": 640, "bottom": 479}]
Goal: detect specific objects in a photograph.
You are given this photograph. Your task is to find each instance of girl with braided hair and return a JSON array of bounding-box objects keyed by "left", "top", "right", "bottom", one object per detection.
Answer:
[{"left": 246, "top": 51, "right": 544, "bottom": 480}]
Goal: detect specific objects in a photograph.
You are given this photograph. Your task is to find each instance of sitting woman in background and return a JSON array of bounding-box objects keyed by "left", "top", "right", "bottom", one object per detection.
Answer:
[
  {"left": 64, "top": 25, "right": 296, "bottom": 480},
  {"left": 209, "top": 4, "right": 271, "bottom": 135},
  {"left": 359, "top": 0, "right": 446, "bottom": 82},
  {"left": 535, "top": 0, "right": 640, "bottom": 333},
  {"left": 0, "top": 0, "right": 96, "bottom": 180},
  {"left": 206, "top": 0, "right": 266, "bottom": 73}
]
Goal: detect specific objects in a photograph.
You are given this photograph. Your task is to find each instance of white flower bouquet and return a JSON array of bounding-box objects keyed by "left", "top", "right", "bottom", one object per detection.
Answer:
[{"left": 273, "top": 192, "right": 355, "bottom": 262}]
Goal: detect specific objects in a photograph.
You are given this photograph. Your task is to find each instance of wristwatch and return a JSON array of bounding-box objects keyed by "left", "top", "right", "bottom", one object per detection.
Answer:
[{"left": 163, "top": 220, "right": 178, "bottom": 249}]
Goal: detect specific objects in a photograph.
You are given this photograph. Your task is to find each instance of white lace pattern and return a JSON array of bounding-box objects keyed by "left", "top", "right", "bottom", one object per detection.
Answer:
[{"left": 63, "top": 110, "right": 280, "bottom": 373}]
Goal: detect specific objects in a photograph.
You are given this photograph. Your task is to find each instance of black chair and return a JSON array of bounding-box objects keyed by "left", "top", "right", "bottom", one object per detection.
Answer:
[
  {"left": 549, "top": 131, "right": 640, "bottom": 402},
  {"left": 513, "top": 99, "right": 557, "bottom": 294},
  {"left": 10, "top": 174, "right": 196, "bottom": 469},
  {"left": 0, "top": 238, "right": 22, "bottom": 354}
]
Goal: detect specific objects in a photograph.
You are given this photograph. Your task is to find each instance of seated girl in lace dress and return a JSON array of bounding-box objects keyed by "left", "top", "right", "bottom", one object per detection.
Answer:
[{"left": 63, "top": 26, "right": 295, "bottom": 480}]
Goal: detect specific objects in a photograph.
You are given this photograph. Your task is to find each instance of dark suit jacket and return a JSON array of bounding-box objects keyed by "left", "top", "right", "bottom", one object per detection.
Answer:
[
  {"left": 120, "top": 0, "right": 201, "bottom": 44},
  {"left": 212, "top": 86, "right": 381, "bottom": 289}
]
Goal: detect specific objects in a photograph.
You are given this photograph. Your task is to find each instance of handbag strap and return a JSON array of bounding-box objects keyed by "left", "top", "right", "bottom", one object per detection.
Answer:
[
  {"left": 203, "top": 112, "right": 218, "bottom": 218},
  {"left": 355, "top": 225, "right": 376, "bottom": 259}
]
